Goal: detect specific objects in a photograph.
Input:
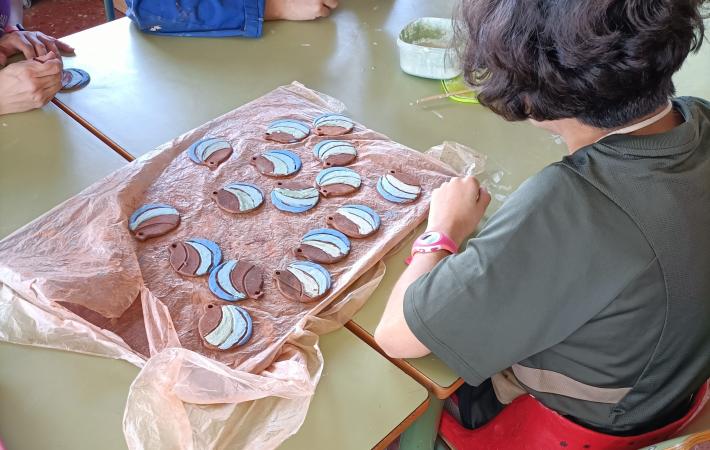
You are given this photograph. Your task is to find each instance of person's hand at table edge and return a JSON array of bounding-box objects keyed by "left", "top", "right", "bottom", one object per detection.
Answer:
[
  {"left": 264, "top": 0, "right": 339, "bottom": 21},
  {"left": 0, "top": 51, "right": 63, "bottom": 116},
  {"left": 374, "top": 177, "right": 491, "bottom": 359},
  {"left": 0, "top": 29, "right": 74, "bottom": 66}
]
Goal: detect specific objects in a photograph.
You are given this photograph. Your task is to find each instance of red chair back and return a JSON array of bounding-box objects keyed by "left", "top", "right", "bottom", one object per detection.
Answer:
[{"left": 439, "top": 381, "right": 709, "bottom": 450}]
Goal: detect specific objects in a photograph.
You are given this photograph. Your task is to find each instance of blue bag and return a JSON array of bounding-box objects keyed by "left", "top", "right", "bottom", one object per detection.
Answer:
[{"left": 125, "top": 0, "right": 264, "bottom": 38}]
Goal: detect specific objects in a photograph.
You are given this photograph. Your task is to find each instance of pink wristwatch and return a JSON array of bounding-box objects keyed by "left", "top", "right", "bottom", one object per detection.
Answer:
[{"left": 405, "top": 231, "right": 459, "bottom": 264}]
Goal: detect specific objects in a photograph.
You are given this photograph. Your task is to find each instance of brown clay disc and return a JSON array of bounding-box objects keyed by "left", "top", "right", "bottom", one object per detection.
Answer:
[
  {"left": 203, "top": 147, "right": 233, "bottom": 170},
  {"left": 390, "top": 170, "right": 420, "bottom": 187},
  {"left": 212, "top": 189, "right": 242, "bottom": 213},
  {"left": 294, "top": 244, "right": 344, "bottom": 264},
  {"left": 230, "top": 261, "right": 264, "bottom": 299},
  {"left": 198, "top": 304, "right": 253, "bottom": 350},
  {"left": 378, "top": 169, "right": 423, "bottom": 204},
  {"left": 274, "top": 269, "right": 309, "bottom": 302},
  {"left": 328, "top": 214, "right": 363, "bottom": 238},
  {"left": 265, "top": 132, "right": 298, "bottom": 144},
  {"left": 133, "top": 215, "right": 180, "bottom": 241},
  {"left": 249, "top": 150, "right": 301, "bottom": 177},
  {"left": 198, "top": 304, "right": 223, "bottom": 339},
  {"left": 251, "top": 155, "right": 277, "bottom": 175},
  {"left": 318, "top": 183, "right": 360, "bottom": 198},
  {"left": 169, "top": 242, "right": 201, "bottom": 276},
  {"left": 211, "top": 183, "right": 264, "bottom": 214},
  {"left": 322, "top": 153, "right": 357, "bottom": 167},
  {"left": 325, "top": 205, "right": 381, "bottom": 239},
  {"left": 315, "top": 125, "right": 350, "bottom": 136}
]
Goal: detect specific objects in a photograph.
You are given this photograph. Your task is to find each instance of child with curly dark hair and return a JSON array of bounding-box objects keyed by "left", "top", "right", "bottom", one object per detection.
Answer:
[{"left": 375, "top": 0, "right": 710, "bottom": 443}]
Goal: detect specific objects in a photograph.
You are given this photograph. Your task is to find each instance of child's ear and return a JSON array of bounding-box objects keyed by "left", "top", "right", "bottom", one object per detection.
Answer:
[{"left": 522, "top": 94, "right": 533, "bottom": 116}]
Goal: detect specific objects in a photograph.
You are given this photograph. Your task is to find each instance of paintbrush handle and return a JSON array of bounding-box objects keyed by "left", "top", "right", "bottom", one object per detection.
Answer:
[{"left": 415, "top": 89, "right": 473, "bottom": 104}]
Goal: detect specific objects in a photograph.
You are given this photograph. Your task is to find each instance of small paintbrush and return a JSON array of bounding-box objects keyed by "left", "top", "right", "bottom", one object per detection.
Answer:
[{"left": 415, "top": 89, "right": 473, "bottom": 105}]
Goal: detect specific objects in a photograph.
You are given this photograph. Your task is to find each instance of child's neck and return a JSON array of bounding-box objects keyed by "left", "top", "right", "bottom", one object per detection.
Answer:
[{"left": 544, "top": 104, "right": 685, "bottom": 154}]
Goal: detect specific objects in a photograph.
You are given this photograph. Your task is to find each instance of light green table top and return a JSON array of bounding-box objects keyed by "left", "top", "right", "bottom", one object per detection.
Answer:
[
  {"left": 52, "top": 4, "right": 710, "bottom": 399},
  {"left": 0, "top": 327, "right": 428, "bottom": 450},
  {"left": 0, "top": 103, "right": 129, "bottom": 449},
  {"left": 280, "top": 327, "right": 429, "bottom": 450},
  {"left": 0, "top": 103, "right": 126, "bottom": 238},
  {"left": 52, "top": 0, "right": 565, "bottom": 398},
  {"left": 0, "top": 342, "right": 137, "bottom": 450}
]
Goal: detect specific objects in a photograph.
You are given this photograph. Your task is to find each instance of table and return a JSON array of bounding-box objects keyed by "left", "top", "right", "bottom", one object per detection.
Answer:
[
  {"left": 280, "top": 327, "right": 429, "bottom": 450},
  {"left": 0, "top": 100, "right": 430, "bottom": 449},
  {"left": 0, "top": 328, "right": 428, "bottom": 450},
  {"left": 0, "top": 103, "right": 127, "bottom": 238},
  {"left": 0, "top": 102, "right": 130, "bottom": 448},
  {"left": 30, "top": 5, "right": 710, "bottom": 448},
  {"left": 53, "top": 0, "right": 567, "bottom": 398},
  {"left": 50, "top": 0, "right": 710, "bottom": 407}
]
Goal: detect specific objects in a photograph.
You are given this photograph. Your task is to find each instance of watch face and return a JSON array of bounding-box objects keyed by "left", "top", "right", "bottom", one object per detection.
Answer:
[{"left": 420, "top": 232, "right": 441, "bottom": 244}]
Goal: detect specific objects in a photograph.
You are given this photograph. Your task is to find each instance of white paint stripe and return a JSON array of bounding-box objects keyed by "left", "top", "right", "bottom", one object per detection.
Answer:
[
  {"left": 381, "top": 176, "right": 418, "bottom": 200},
  {"left": 263, "top": 153, "right": 289, "bottom": 174},
  {"left": 303, "top": 240, "right": 341, "bottom": 257},
  {"left": 205, "top": 306, "right": 233, "bottom": 347},
  {"left": 320, "top": 175, "right": 361, "bottom": 188},
  {"left": 276, "top": 188, "right": 319, "bottom": 199},
  {"left": 320, "top": 144, "right": 356, "bottom": 159},
  {"left": 304, "top": 232, "right": 349, "bottom": 253},
  {"left": 339, "top": 210, "right": 373, "bottom": 235},
  {"left": 218, "top": 306, "right": 247, "bottom": 350},
  {"left": 340, "top": 207, "right": 376, "bottom": 229},
  {"left": 186, "top": 241, "right": 213, "bottom": 275},
  {"left": 386, "top": 174, "right": 421, "bottom": 195},
  {"left": 287, "top": 267, "right": 320, "bottom": 297},
  {"left": 511, "top": 364, "right": 632, "bottom": 404},
  {"left": 200, "top": 140, "right": 230, "bottom": 160},
  {"left": 294, "top": 263, "right": 329, "bottom": 293},
  {"left": 225, "top": 186, "right": 256, "bottom": 211},
  {"left": 130, "top": 207, "right": 177, "bottom": 230}
]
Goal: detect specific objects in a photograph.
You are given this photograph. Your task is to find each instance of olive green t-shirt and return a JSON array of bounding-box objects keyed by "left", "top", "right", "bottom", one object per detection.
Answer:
[{"left": 404, "top": 97, "right": 710, "bottom": 433}]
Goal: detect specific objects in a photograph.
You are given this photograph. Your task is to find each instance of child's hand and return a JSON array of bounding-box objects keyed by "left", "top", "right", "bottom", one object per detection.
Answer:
[
  {"left": 0, "top": 31, "right": 74, "bottom": 65},
  {"left": 0, "top": 52, "right": 63, "bottom": 115},
  {"left": 426, "top": 176, "right": 491, "bottom": 247},
  {"left": 264, "top": 0, "right": 338, "bottom": 21}
]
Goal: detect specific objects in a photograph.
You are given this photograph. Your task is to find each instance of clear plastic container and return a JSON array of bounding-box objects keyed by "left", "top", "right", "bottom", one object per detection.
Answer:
[{"left": 397, "top": 17, "right": 461, "bottom": 80}]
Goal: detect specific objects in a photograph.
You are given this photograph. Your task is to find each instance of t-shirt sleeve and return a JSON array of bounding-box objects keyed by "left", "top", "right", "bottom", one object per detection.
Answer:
[{"left": 403, "top": 164, "right": 654, "bottom": 385}]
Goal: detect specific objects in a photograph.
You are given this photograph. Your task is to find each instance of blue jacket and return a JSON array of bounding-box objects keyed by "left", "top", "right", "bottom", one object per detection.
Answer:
[{"left": 125, "top": 0, "right": 265, "bottom": 38}]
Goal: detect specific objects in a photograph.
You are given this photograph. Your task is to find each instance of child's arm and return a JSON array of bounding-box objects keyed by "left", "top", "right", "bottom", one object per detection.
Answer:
[
  {"left": 375, "top": 177, "right": 491, "bottom": 359},
  {"left": 265, "top": 0, "right": 339, "bottom": 21},
  {"left": 8, "top": 0, "right": 22, "bottom": 27}
]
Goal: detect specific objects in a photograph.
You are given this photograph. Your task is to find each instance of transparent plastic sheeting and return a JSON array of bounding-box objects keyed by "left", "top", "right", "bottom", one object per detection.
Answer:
[{"left": 0, "top": 82, "right": 456, "bottom": 450}]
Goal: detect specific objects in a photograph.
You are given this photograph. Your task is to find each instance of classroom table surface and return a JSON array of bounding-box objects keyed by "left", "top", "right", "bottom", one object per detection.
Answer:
[
  {"left": 52, "top": 3, "right": 710, "bottom": 397},
  {"left": 0, "top": 326, "right": 429, "bottom": 450},
  {"left": 279, "top": 327, "right": 429, "bottom": 450},
  {"left": 0, "top": 97, "right": 429, "bottom": 450},
  {"left": 0, "top": 103, "right": 126, "bottom": 238},
  {"left": 53, "top": 0, "right": 565, "bottom": 397}
]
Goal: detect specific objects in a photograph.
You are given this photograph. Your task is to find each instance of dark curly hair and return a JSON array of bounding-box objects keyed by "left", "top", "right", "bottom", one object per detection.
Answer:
[{"left": 456, "top": 0, "right": 708, "bottom": 128}]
